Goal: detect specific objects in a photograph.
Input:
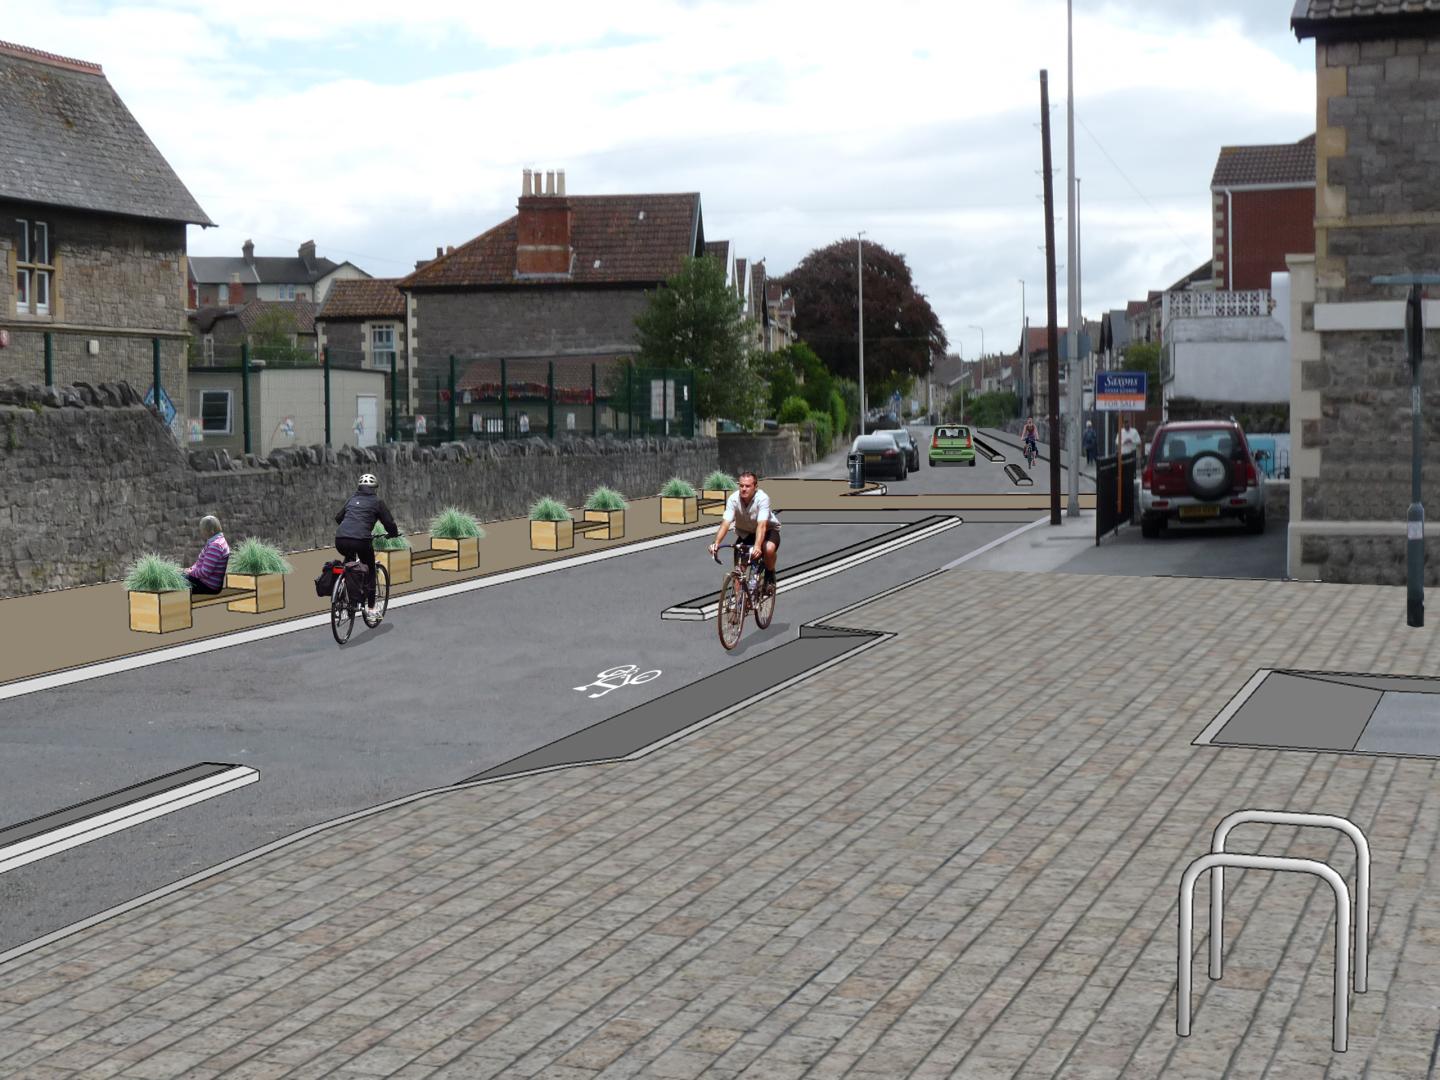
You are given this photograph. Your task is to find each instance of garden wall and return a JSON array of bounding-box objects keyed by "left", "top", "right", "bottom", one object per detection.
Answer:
[{"left": 0, "top": 379, "right": 819, "bottom": 598}]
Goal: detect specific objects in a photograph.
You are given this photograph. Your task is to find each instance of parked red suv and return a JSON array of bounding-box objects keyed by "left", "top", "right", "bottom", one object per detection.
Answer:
[{"left": 1139, "top": 419, "right": 1266, "bottom": 538}]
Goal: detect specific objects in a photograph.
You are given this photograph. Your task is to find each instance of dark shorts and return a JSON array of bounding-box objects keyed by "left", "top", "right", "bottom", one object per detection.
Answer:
[
  {"left": 185, "top": 572, "right": 223, "bottom": 595},
  {"left": 738, "top": 529, "right": 780, "bottom": 554}
]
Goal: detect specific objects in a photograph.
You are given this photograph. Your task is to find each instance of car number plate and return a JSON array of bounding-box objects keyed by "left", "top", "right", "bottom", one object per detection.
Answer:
[{"left": 1179, "top": 505, "right": 1220, "bottom": 519}]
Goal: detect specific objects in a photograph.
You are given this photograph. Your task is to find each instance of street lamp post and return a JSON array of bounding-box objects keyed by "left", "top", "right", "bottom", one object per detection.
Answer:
[
  {"left": 858, "top": 231, "right": 866, "bottom": 436},
  {"left": 1374, "top": 273, "right": 1440, "bottom": 627},
  {"left": 1019, "top": 279, "right": 1027, "bottom": 415},
  {"left": 968, "top": 324, "right": 984, "bottom": 361}
]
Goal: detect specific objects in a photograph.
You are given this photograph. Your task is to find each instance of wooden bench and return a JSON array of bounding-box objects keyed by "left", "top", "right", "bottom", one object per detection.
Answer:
[
  {"left": 409, "top": 548, "right": 450, "bottom": 566},
  {"left": 698, "top": 497, "right": 724, "bottom": 510},
  {"left": 572, "top": 520, "right": 607, "bottom": 537},
  {"left": 191, "top": 585, "right": 255, "bottom": 609}
]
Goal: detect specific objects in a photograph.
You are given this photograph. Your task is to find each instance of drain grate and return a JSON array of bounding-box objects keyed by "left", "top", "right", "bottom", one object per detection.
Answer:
[{"left": 1196, "top": 669, "right": 1440, "bottom": 757}]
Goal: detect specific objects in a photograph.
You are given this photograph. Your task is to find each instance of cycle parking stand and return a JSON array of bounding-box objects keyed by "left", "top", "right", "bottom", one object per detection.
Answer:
[{"left": 1177, "top": 811, "right": 1371, "bottom": 1054}]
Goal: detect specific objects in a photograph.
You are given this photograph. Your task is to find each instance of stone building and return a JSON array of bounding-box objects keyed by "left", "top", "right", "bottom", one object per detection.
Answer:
[
  {"left": 1287, "top": 1, "right": 1440, "bottom": 584},
  {"left": 1210, "top": 134, "right": 1316, "bottom": 291},
  {"left": 0, "top": 39, "right": 212, "bottom": 427},
  {"left": 314, "top": 278, "right": 413, "bottom": 434}
]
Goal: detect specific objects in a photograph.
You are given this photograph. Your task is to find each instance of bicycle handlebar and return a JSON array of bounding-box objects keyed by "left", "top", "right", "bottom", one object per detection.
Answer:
[{"left": 712, "top": 541, "right": 757, "bottom": 566}]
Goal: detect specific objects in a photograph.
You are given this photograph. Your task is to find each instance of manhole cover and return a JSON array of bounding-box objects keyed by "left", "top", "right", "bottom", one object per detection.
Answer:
[{"left": 1196, "top": 669, "right": 1440, "bottom": 757}]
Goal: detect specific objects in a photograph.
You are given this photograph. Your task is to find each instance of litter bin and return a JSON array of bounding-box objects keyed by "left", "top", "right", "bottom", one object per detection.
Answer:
[{"left": 848, "top": 451, "right": 865, "bottom": 489}]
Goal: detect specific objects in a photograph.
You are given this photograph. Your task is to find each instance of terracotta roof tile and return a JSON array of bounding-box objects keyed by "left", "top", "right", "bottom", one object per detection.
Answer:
[
  {"left": 1211, "top": 134, "right": 1315, "bottom": 188},
  {"left": 236, "top": 299, "right": 316, "bottom": 334},
  {"left": 1292, "top": 1, "right": 1440, "bottom": 38},
  {"left": 318, "top": 278, "right": 405, "bottom": 320},
  {"left": 400, "top": 193, "right": 700, "bottom": 289}
]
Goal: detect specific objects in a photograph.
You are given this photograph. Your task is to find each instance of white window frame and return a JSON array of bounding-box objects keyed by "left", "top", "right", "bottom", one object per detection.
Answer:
[
  {"left": 370, "top": 323, "right": 397, "bottom": 371},
  {"left": 217, "top": 283, "right": 229, "bottom": 306},
  {"left": 277, "top": 283, "right": 296, "bottom": 301},
  {"left": 14, "top": 218, "right": 53, "bottom": 316},
  {"left": 202, "top": 335, "right": 214, "bottom": 363},
  {"left": 199, "top": 389, "right": 233, "bottom": 435}
]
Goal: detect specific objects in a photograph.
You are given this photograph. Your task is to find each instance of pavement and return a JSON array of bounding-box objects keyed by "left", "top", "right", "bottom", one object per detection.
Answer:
[{"left": 3, "top": 467, "right": 1437, "bottom": 1078}]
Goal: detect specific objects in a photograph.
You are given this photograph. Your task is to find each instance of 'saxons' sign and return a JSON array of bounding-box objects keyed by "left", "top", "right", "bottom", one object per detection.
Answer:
[{"left": 1095, "top": 371, "right": 1147, "bottom": 411}]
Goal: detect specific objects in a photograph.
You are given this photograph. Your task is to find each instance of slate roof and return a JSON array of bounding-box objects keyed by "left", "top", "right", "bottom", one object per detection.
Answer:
[
  {"left": 0, "top": 41, "right": 211, "bottom": 225},
  {"left": 188, "top": 299, "right": 316, "bottom": 336},
  {"left": 189, "top": 255, "right": 341, "bottom": 286},
  {"left": 317, "top": 278, "right": 405, "bottom": 321},
  {"left": 399, "top": 193, "right": 703, "bottom": 289},
  {"left": 1211, "top": 134, "right": 1316, "bottom": 188},
  {"left": 1293, "top": 0, "right": 1440, "bottom": 39}
]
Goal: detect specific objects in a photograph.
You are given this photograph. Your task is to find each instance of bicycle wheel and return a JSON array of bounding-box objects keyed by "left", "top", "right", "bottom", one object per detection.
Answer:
[
  {"left": 754, "top": 577, "right": 777, "bottom": 629},
  {"left": 331, "top": 571, "right": 355, "bottom": 645},
  {"left": 717, "top": 573, "right": 744, "bottom": 651},
  {"left": 363, "top": 563, "right": 389, "bottom": 628}
]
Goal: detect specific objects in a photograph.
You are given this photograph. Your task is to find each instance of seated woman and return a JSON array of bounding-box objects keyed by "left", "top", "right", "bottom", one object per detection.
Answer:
[{"left": 184, "top": 515, "right": 230, "bottom": 595}]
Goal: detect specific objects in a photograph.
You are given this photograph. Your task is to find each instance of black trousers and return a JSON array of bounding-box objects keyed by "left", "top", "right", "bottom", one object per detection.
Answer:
[
  {"left": 185, "top": 572, "right": 222, "bottom": 595},
  {"left": 335, "top": 537, "right": 376, "bottom": 605}
]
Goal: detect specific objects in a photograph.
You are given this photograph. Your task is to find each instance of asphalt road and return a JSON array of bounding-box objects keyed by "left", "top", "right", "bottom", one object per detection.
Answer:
[{"left": 0, "top": 507, "right": 1027, "bottom": 954}]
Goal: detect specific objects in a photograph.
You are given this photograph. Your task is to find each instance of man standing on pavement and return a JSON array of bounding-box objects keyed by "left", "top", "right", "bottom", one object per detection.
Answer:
[{"left": 1117, "top": 414, "right": 1143, "bottom": 460}]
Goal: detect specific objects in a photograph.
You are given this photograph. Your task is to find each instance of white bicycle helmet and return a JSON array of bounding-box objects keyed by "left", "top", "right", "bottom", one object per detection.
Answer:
[{"left": 358, "top": 473, "right": 377, "bottom": 491}]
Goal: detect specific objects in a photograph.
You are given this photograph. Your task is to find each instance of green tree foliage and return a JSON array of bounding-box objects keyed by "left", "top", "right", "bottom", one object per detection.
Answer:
[
  {"left": 635, "top": 255, "right": 764, "bottom": 422},
  {"left": 1122, "top": 341, "right": 1162, "bottom": 408},
  {"left": 247, "top": 306, "right": 315, "bottom": 365},
  {"left": 956, "top": 390, "right": 1018, "bottom": 427},
  {"left": 777, "top": 396, "right": 811, "bottom": 424},
  {"left": 779, "top": 239, "right": 947, "bottom": 402},
  {"left": 828, "top": 388, "right": 847, "bottom": 440}
]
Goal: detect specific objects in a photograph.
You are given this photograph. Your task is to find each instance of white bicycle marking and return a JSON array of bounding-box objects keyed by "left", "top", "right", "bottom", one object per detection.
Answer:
[{"left": 574, "top": 664, "right": 662, "bottom": 699}]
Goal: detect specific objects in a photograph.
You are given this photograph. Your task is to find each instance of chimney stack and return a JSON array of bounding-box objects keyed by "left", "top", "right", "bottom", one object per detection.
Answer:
[
  {"left": 522, "top": 168, "right": 532, "bottom": 196},
  {"left": 516, "top": 165, "right": 573, "bottom": 275},
  {"left": 436, "top": 246, "right": 444, "bottom": 258},
  {"left": 299, "top": 239, "right": 316, "bottom": 271},
  {"left": 242, "top": 239, "right": 254, "bottom": 265}
]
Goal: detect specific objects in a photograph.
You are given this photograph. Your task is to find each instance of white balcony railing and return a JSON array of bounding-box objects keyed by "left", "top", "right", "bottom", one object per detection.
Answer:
[{"left": 1164, "top": 289, "right": 1274, "bottom": 324}]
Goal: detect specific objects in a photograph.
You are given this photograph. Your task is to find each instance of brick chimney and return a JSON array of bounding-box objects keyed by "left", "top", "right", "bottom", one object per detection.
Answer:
[
  {"left": 299, "top": 239, "right": 317, "bottom": 273},
  {"left": 242, "top": 239, "right": 254, "bottom": 265},
  {"left": 516, "top": 167, "right": 572, "bottom": 276}
]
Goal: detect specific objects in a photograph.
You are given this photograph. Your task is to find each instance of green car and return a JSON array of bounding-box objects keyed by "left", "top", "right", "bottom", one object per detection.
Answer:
[{"left": 929, "top": 425, "right": 977, "bottom": 466}]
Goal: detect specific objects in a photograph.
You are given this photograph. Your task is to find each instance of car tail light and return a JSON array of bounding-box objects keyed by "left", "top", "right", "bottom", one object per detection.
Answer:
[
  {"left": 931, "top": 432, "right": 939, "bottom": 448},
  {"left": 1142, "top": 462, "right": 1153, "bottom": 491},
  {"left": 1244, "top": 460, "right": 1257, "bottom": 488},
  {"left": 883, "top": 449, "right": 897, "bottom": 457}
]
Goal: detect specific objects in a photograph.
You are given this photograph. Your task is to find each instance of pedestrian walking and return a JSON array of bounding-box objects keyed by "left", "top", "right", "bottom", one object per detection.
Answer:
[{"left": 1082, "top": 420, "right": 1097, "bottom": 465}]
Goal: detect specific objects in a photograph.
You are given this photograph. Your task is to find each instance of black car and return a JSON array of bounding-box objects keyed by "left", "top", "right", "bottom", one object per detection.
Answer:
[
  {"left": 852, "top": 433, "right": 908, "bottom": 480},
  {"left": 876, "top": 425, "right": 920, "bottom": 471}
]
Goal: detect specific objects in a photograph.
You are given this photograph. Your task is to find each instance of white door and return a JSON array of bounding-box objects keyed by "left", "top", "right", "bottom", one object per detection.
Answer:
[{"left": 356, "top": 395, "right": 378, "bottom": 448}]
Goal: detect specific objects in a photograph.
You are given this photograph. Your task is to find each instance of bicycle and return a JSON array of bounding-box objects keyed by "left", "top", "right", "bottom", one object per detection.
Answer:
[
  {"left": 713, "top": 541, "right": 777, "bottom": 651},
  {"left": 1023, "top": 439, "right": 1038, "bottom": 471},
  {"left": 330, "top": 556, "right": 390, "bottom": 646}
]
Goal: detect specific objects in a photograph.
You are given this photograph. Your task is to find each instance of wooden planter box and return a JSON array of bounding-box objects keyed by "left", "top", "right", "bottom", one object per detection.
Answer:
[
  {"left": 374, "top": 547, "right": 412, "bottom": 585},
  {"left": 661, "top": 495, "right": 699, "bottom": 524},
  {"left": 583, "top": 508, "right": 624, "bottom": 540},
  {"left": 223, "top": 572, "right": 286, "bottom": 613},
  {"left": 431, "top": 536, "right": 479, "bottom": 571},
  {"left": 128, "top": 589, "right": 192, "bottom": 634},
  {"left": 531, "top": 519, "right": 575, "bottom": 551},
  {"left": 702, "top": 489, "right": 732, "bottom": 516}
]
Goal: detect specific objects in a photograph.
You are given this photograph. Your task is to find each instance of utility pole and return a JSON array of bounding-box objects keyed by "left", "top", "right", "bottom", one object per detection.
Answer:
[
  {"left": 1019, "top": 279, "right": 1027, "bottom": 417},
  {"left": 858, "top": 231, "right": 866, "bottom": 436},
  {"left": 1065, "top": 0, "right": 1081, "bottom": 517},
  {"left": 1041, "top": 69, "right": 1061, "bottom": 526}
]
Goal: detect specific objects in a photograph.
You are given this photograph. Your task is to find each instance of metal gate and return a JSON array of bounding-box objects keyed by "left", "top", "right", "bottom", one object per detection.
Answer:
[{"left": 1095, "top": 451, "right": 1137, "bottom": 543}]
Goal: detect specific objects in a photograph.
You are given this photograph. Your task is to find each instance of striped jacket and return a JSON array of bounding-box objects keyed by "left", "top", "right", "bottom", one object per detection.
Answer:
[{"left": 187, "top": 534, "right": 230, "bottom": 589}]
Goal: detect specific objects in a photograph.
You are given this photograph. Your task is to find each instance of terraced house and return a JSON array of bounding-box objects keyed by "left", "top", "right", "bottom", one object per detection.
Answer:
[{"left": 0, "top": 39, "right": 211, "bottom": 425}]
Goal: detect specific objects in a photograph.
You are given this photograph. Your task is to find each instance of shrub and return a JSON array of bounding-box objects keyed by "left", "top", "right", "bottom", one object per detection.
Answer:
[
  {"left": 228, "top": 538, "right": 293, "bottom": 576},
  {"left": 429, "top": 507, "right": 484, "bottom": 539},
  {"left": 778, "top": 395, "right": 811, "bottom": 425},
  {"left": 529, "top": 496, "right": 570, "bottom": 522},
  {"left": 829, "top": 388, "right": 847, "bottom": 437},
  {"left": 584, "top": 487, "right": 627, "bottom": 512},
  {"left": 372, "top": 522, "right": 410, "bottom": 551},
  {"left": 660, "top": 477, "right": 697, "bottom": 498},
  {"left": 812, "top": 413, "right": 833, "bottom": 453},
  {"left": 702, "top": 470, "right": 738, "bottom": 493},
  {"left": 123, "top": 553, "right": 189, "bottom": 593}
]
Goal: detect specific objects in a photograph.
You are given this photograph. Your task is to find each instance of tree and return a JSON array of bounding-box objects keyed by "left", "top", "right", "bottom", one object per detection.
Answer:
[
  {"left": 779, "top": 239, "right": 947, "bottom": 408},
  {"left": 1122, "top": 341, "right": 1162, "bottom": 409},
  {"left": 634, "top": 255, "right": 764, "bottom": 423},
  {"left": 247, "top": 306, "right": 314, "bottom": 365}
]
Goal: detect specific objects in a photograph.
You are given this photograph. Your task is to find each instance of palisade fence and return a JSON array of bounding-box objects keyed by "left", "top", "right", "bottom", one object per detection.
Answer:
[{"left": 183, "top": 342, "right": 696, "bottom": 455}]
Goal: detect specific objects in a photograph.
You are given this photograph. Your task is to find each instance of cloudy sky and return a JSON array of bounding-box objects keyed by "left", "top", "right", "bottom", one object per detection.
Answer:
[{"left": 14, "top": 1, "right": 1314, "bottom": 359}]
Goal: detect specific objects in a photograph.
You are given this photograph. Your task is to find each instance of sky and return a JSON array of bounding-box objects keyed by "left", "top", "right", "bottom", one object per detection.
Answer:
[{"left": 12, "top": 0, "right": 1316, "bottom": 361}]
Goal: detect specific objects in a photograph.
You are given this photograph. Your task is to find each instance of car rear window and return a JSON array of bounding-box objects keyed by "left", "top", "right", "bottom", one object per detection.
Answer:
[
  {"left": 1158, "top": 428, "right": 1244, "bottom": 461},
  {"left": 936, "top": 427, "right": 967, "bottom": 439}
]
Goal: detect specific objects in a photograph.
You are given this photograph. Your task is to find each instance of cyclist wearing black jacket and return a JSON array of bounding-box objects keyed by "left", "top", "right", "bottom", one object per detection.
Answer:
[{"left": 334, "top": 473, "right": 399, "bottom": 611}]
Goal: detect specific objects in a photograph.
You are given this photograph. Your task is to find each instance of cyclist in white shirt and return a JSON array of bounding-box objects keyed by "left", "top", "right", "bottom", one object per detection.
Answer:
[{"left": 708, "top": 470, "right": 781, "bottom": 585}]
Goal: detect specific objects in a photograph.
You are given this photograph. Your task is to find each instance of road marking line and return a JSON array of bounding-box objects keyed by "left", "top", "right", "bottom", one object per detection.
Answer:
[
  {"left": 1192, "top": 668, "right": 1274, "bottom": 745},
  {"left": 0, "top": 527, "right": 715, "bottom": 703},
  {"left": 940, "top": 516, "right": 1051, "bottom": 570}
]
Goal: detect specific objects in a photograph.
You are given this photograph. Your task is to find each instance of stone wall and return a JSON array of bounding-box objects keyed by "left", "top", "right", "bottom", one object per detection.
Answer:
[
  {"left": 412, "top": 289, "right": 649, "bottom": 368},
  {"left": 719, "top": 426, "right": 819, "bottom": 479},
  {"left": 0, "top": 379, "right": 819, "bottom": 598},
  {"left": 1299, "top": 33, "right": 1440, "bottom": 581}
]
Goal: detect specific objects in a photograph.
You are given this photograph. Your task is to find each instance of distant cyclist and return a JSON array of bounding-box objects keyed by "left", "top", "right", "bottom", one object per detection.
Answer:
[
  {"left": 334, "top": 472, "right": 399, "bottom": 618},
  {"left": 1021, "top": 416, "right": 1039, "bottom": 465},
  {"left": 708, "top": 470, "right": 780, "bottom": 586}
]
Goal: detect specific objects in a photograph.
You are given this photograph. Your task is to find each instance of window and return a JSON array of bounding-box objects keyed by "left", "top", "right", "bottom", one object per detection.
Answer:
[
  {"left": 370, "top": 324, "right": 397, "bottom": 371},
  {"left": 217, "top": 283, "right": 229, "bottom": 306},
  {"left": 200, "top": 390, "right": 232, "bottom": 434},
  {"left": 277, "top": 283, "right": 296, "bottom": 301},
  {"left": 14, "top": 219, "right": 53, "bottom": 316}
]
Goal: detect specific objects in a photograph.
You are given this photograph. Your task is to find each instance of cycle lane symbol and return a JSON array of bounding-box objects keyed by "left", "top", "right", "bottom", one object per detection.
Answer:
[{"left": 574, "top": 664, "right": 662, "bottom": 699}]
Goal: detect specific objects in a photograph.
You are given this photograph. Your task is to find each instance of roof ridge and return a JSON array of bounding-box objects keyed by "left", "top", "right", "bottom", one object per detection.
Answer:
[{"left": 0, "top": 40, "right": 103, "bottom": 75}]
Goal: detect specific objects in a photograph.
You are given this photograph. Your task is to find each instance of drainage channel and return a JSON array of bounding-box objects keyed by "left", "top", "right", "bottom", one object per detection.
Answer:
[
  {"left": 661, "top": 515, "right": 961, "bottom": 621},
  {"left": 464, "top": 625, "right": 885, "bottom": 783}
]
